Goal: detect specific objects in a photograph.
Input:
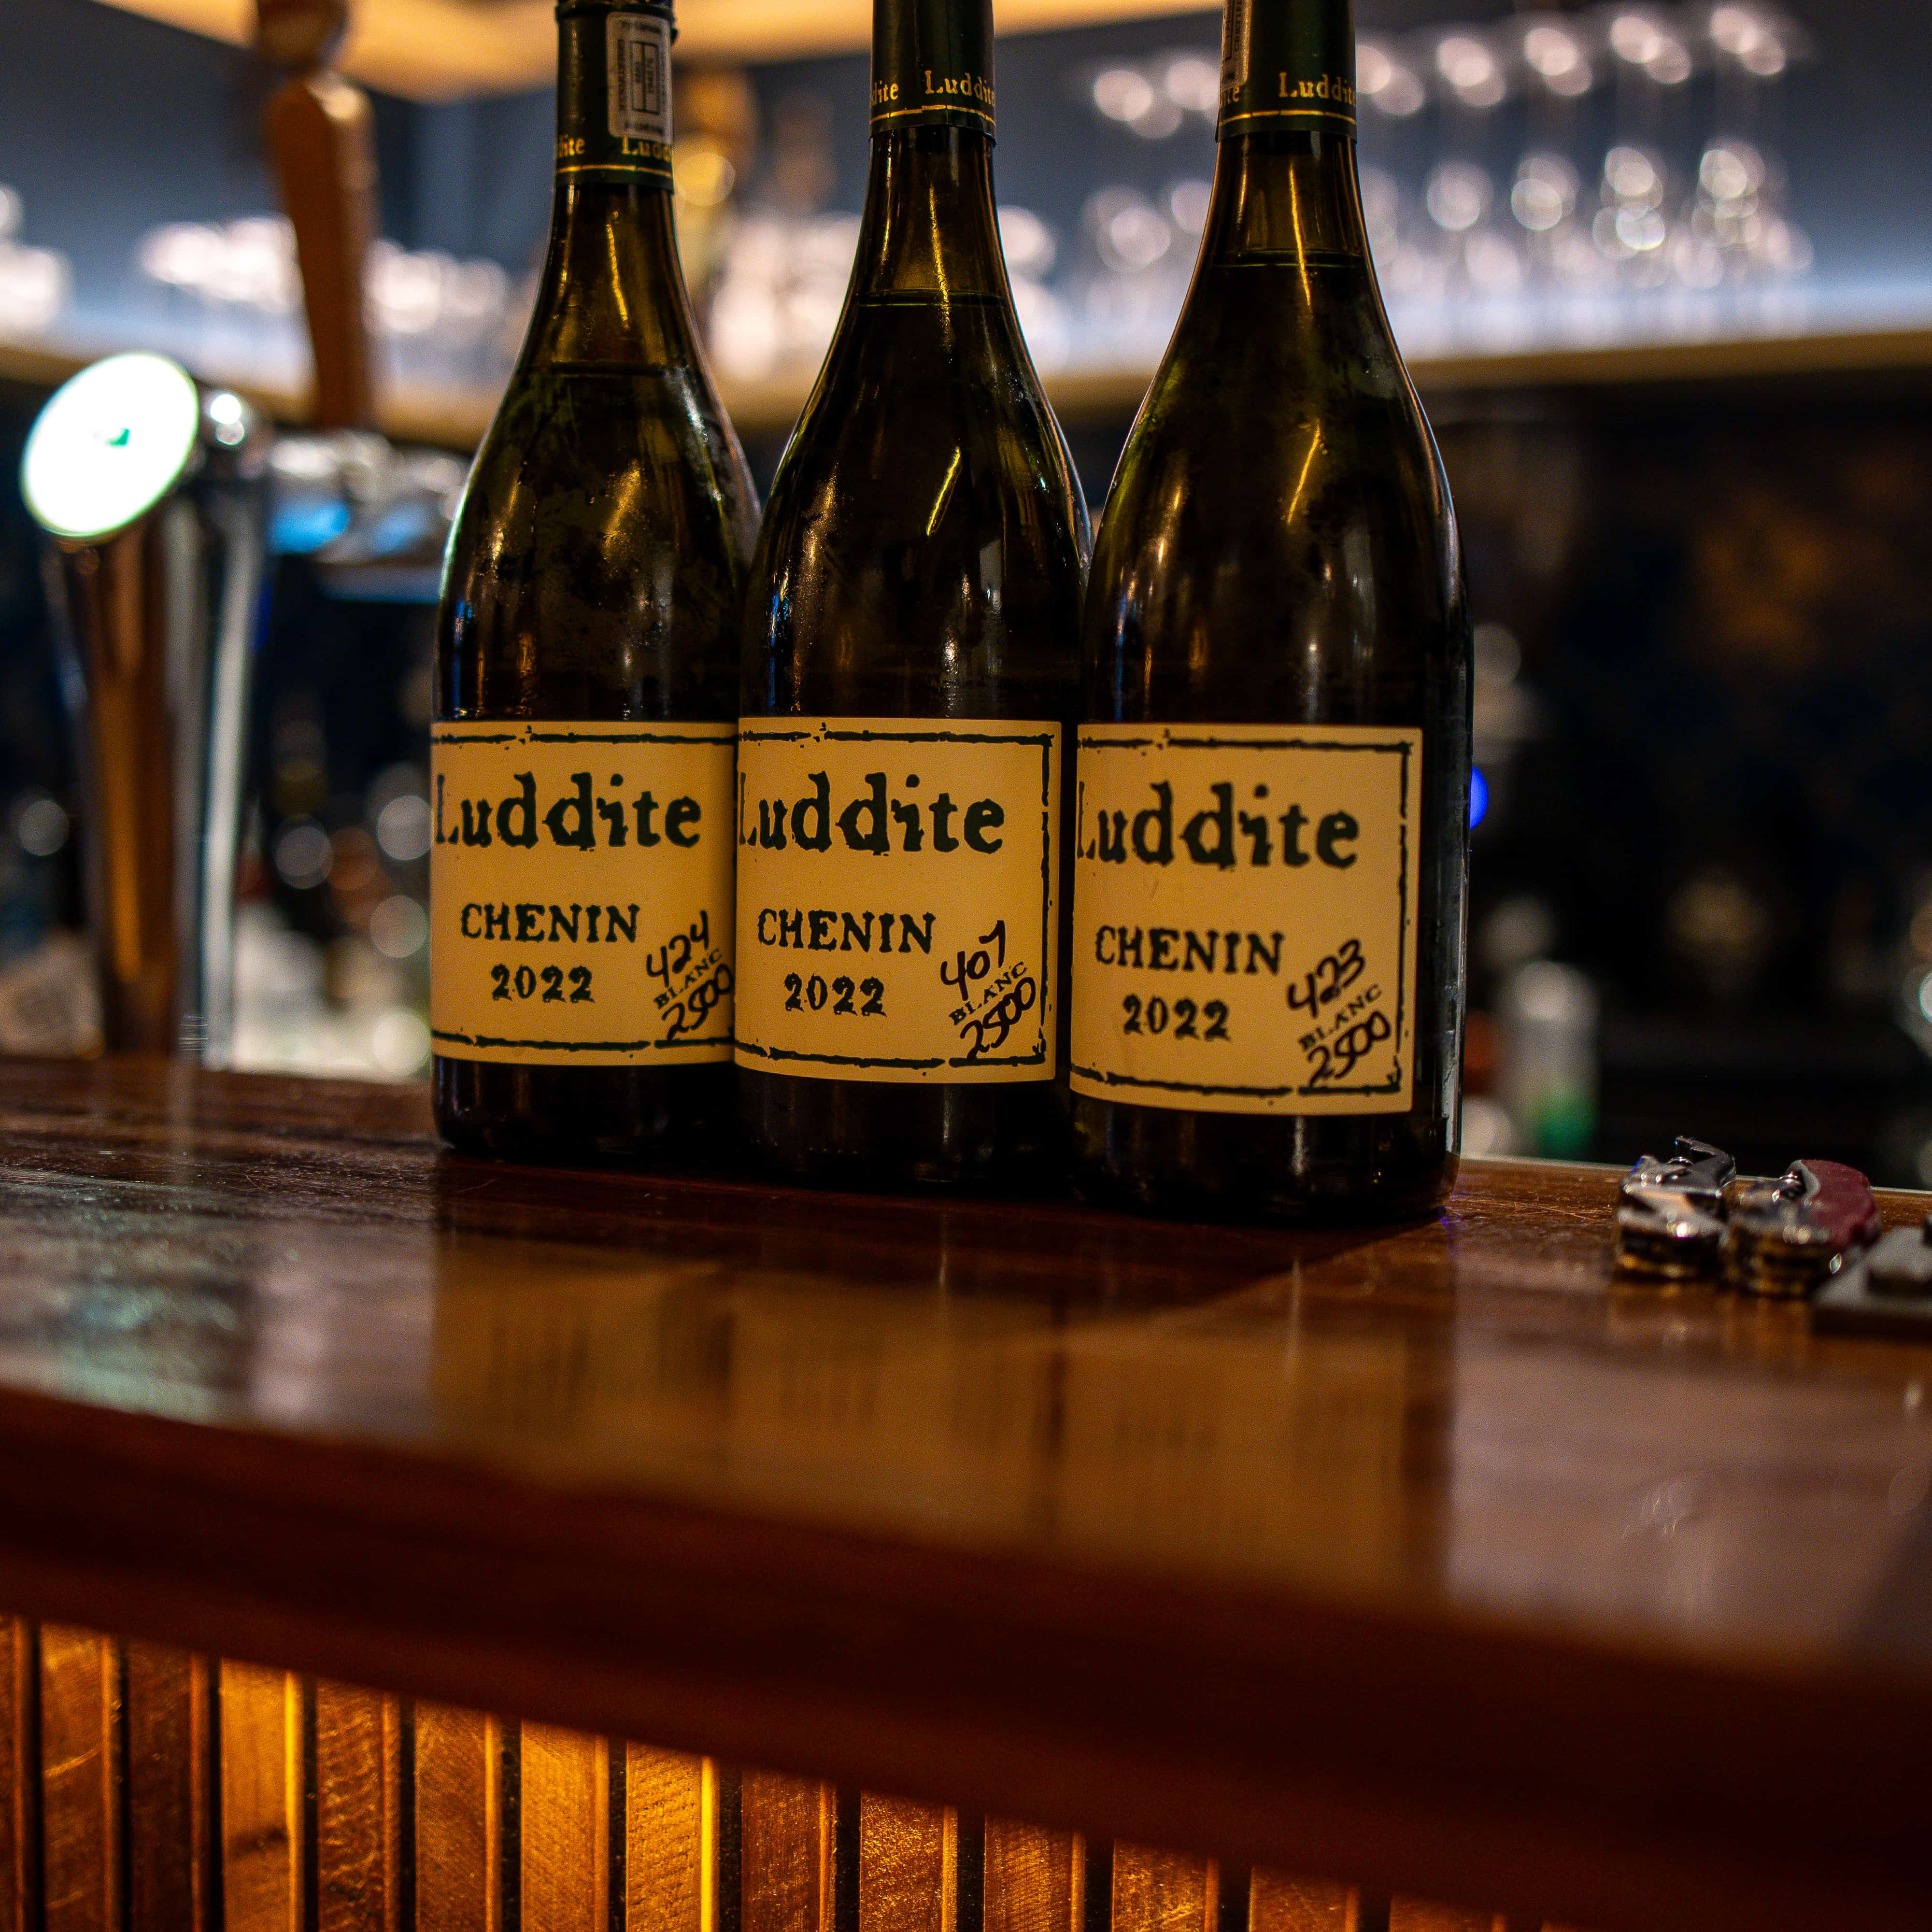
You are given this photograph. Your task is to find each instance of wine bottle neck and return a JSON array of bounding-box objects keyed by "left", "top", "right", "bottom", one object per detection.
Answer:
[
  {"left": 1197, "top": 0, "right": 1372, "bottom": 273},
  {"left": 523, "top": 1, "right": 698, "bottom": 366},
  {"left": 1198, "top": 128, "right": 1371, "bottom": 270},
  {"left": 528, "top": 182, "right": 700, "bottom": 362},
  {"left": 1217, "top": 0, "right": 1358, "bottom": 140},
  {"left": 852, "top": 0, "right": 1003, "bottom": 300},
  {"left": 850, "top": 126, "right": 1008, "bottom": 301}
]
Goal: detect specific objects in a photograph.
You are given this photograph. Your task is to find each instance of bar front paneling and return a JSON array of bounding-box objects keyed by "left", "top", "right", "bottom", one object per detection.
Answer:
[
  {"left": 39, "top": 1627, "right": 116, "bottom": 1932},
  {"left": 123, "top": 1641, "right": 209, "bottom": 1932},
  {"left": 218, "top": 1662, "right": 302, "bottom": 1932},
  {"left": 313, "top": 1681, "right": 403, "bottom": 1932},
  {"left": 0, "top": 1623, "right": 1574, "bottom": 1932}
]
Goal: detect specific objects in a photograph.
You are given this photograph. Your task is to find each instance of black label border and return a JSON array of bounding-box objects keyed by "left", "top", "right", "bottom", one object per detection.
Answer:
[
  {"left": 1071, "top": 727, "right": 1414, "bottom": 1103},
  {"left": 433, "top": 1029, "right": 731, "bottom": 1055},
  {"left": 433, "top": 723, "right": 734, "bottom": 1060},
  {"left": 736, "top": 721, "right": 1058, "bottom": 1077},
  {"left": 432, "top": 726, "right": 735, "bottom": 745}
]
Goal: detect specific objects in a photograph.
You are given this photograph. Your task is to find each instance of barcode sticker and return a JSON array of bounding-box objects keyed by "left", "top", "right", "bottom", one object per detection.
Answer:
[
  {"left": 1221, "top": 0, "right": 1248, "bottom": 101},
  {"left": 608, "top": 14, "right": 672, "bottom": 146}
]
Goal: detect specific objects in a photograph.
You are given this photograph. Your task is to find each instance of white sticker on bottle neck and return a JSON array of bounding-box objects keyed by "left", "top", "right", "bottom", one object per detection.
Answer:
[{"left": 608, "top": 14, "right": 672, "bottom": 146}]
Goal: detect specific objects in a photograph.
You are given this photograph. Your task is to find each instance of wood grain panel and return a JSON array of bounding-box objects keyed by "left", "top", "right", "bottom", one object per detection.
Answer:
[
  {"left": 123, "top": 1641, "right": 207, "bottom": 1932},
  {"left": 1390, "top": 1907, "right": 1498, "bottom": 1932},
  {"left": 741, "top": 1773, "right": 832, "bottom": 1932},
  {"left": 520, "top": 1722, "right": 609, "bottom": 1932},
  {"left": 985, "top": 1820, "right": 1081, "bottom": 1932},
  {"left": 415, "top": 1705, "right": 501, "bottom": 1932},
  {"left": 313, "top": 1681, "right": 400, "bottom": 1932},
  {"left": 859, "top": 1795, "right": 953, "bottom": 1932},
  {"left": 219, "top": 1662, "right": 301, "bottom": 1932},
  {"left": 39, "top": 1626, "right": 116, "bottom": 1932},
  {"left": 626, "top": 1747, "right": 711, "bottom": 1932},
  {"left": 1249, "top": 1873, "right": 1354, "bottom": 1932},
  {"left": 0, "top": 1061, "right": 1923, "bottom": 1932},
  {"left": 0, "top": 1620, "right": 36, "bottom": 1932},
  {"left": 0, "top": 1615, "right": 1590, "bottom": 1932},
  {"left": 1114, "top": 1847, "right": 1218, "bottom": 1932}
]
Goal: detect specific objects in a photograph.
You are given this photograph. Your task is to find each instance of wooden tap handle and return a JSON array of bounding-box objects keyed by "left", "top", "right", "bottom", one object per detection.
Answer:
[
  {"left": 257, "top": 0, "right": 377, "bottom": 433},
  {"left": 264, "top": 72, "right": 378, "bottom": 432},
  {"left": 255, "top": 0, "right": 348, "bottom": 70}
]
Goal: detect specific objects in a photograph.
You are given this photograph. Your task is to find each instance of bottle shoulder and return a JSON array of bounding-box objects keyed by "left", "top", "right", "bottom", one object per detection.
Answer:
[
  {"left": 438, "top": 363, "right": 756, "bottom": 724},
  {"left": 1083, "top": 274, "right": 1465, "bottom": 724},
  {"left": 752, "top": 295, "right": 1088, "bottom": 602},
  {"left": 742, "top": 300, "right": 1088, "bottom": 721},
  {"left": 770, "top": 297, "right": 1076, "bottom": 506},
  {"left": 1100, "top": 262, "right": 1451, "bottom": 568},
  {"left": 451, "top": 362, "right": 756, "bottom": 573}
]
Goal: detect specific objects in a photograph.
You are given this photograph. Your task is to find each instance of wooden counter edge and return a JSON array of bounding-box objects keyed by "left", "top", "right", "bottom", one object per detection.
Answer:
[{"left": 0, "top": 1376, "right": 1922, "bottom": 1932}]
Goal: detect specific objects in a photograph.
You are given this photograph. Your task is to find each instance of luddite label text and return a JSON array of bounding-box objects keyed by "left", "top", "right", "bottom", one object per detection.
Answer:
[
  {"left": 1070, "top": 723, "right": 1421, "bottom": 1115},
  {"left": 734, "top": 718, "right": 1060, "bottom": 1084},
  {"left": 430, "top": 722, "right": 735, "bottom": 1065}
]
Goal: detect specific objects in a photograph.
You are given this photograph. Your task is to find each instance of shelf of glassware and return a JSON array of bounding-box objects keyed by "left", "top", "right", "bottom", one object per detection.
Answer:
[
  {"left": 1040, "top": 319, "right": 1932, "bottom": 415},
  {"left": 10, "top": 323, "right": 1932, "bottom": 453}
]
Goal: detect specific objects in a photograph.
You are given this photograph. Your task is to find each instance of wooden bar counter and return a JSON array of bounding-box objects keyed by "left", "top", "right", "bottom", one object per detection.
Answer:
[{"left": 0, "top": 1058, "right": 1923, "bottom": 1932}]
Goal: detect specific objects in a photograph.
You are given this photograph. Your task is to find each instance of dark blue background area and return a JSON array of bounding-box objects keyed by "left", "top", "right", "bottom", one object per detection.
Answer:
[{"left": 0, "top": 0, "right": 1928, "bottom": 336}]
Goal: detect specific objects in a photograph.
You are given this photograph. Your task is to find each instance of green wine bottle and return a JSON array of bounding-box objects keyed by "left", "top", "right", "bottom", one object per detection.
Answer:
[
  {"left": 1069, "top": 0, "right": 1471, "bottom": 1222},
  {"left": 735, "top": 0, "right": 1090, "bottom": 1189},
  {"left": 432, "top": 0, "right": 758, "bottom": 1164}
]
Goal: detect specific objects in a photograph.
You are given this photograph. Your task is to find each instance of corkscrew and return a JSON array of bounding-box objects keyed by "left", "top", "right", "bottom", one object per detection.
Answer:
[
  {"left": 1613, "top": 1140, "right": 1883, "bottom": 1300},
  {"left": 1721, "top": 1160, "right": 1881, "bottom": 1299},
  {"left": 1613, "top": 1136, "right": 1736, "bottom": 1279}
]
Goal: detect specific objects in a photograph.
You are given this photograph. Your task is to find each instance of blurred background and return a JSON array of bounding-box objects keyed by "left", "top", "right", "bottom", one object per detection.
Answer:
[{"left": 2, "top": 0, "right": 1931, "bottom": 1179}]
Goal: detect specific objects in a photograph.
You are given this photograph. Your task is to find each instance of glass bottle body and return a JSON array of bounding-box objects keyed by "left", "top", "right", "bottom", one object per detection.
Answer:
[
  {"left": 435, "top": 169, "right": 759, "bottom": 1165},
  {"left": 738, "top": 125, "right": 1090, "bottom": 1189},
  {"left": 1073, "top": 129, "right": 1470, "bottom": 1222}
]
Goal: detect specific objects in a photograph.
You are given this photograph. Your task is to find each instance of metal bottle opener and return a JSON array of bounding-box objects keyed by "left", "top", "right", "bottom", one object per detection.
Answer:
[
  {"left": 1722, "top": 1160, "right": 1881, "bottom": 1298},
  {"left": 1613, "top": 1137, "right": 1736, "bottom": 1279},
  {"left": 1813, "top": 1214, "right": 1932, "bottom": 1337}
]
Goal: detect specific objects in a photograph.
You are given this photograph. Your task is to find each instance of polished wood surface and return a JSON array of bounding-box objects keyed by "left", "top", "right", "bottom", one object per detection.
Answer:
[{"left": 0, "top": 1060, "right": 1925, "bottom": 1932}]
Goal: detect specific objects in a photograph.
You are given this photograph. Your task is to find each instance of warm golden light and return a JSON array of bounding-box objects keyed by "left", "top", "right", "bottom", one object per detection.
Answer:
[
  {"left": 13, "top": 1617, "right": 1388, "bottom": 1932},
  {"left": 92, "top": 0, "right": 1218, "bottom": 101}
]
